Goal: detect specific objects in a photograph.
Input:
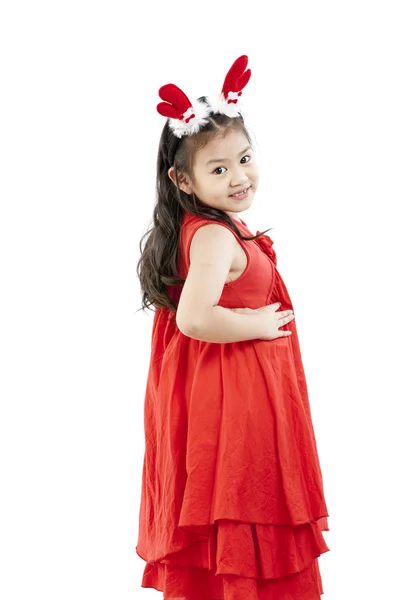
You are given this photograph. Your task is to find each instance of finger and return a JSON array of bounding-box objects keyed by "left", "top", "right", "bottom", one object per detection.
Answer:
[
  {"left": 278, "top": 310, "right": 294, "bottom": 320},
  {"left": 283, "top": 314, "right": 294, "bottom": 324}
]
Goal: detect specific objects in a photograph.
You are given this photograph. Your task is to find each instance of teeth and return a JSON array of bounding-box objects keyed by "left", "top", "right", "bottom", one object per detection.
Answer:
[{"left": 232, "top": 187, "right": 249, "bottom": 197}]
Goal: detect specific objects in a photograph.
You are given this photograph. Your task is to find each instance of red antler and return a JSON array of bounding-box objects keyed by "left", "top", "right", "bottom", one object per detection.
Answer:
[
  {"left": 221, "top": 55, "right": 251, "bottom": 99},
  {"left": 156, "top": 84, "right": 193, "bottom": 120}
]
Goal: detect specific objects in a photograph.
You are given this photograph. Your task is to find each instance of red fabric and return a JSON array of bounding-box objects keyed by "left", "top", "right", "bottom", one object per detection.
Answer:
[
  {"left": 157, "top": 83, "right": 192, "bottom": 119},
  {"left": 136, "top": 210, "right": 330, "bottom": 599},
  {"left": 222, "top": 54, "right": 251, "bottom": 98}
]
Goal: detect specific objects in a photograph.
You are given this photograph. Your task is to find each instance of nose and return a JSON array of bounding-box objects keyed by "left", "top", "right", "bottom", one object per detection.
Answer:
[{"left": 230, "top": 166, "right": 250, "bottom": 187}]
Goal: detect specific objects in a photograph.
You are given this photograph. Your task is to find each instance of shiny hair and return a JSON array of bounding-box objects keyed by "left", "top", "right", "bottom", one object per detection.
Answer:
[{"left": 135, "top": 96, "right": 272, "bottom": 318}]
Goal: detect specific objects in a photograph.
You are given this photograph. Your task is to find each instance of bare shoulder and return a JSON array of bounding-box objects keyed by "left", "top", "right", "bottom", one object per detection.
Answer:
[
  {"left": 176, "top": 222, "right": 237, "bottom": 335},
  {"left": 189, "top": 222, "right": 237, "bottom": 263}
]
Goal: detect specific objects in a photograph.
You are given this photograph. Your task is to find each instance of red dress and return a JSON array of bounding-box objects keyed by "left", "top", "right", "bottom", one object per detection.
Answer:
[{"left": 135, "top": 209, "right": 330, "bottom": 600}]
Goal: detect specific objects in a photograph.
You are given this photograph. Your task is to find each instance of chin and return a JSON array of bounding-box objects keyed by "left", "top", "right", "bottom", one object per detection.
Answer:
[{"left": 233, "top": 196, "right": 253, "bottom": 209}]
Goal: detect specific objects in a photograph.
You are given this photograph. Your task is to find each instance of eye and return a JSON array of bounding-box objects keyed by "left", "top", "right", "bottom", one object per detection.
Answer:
[
  {"left": 212, "top": 155, "right": 252, "bottom": 175},
  {"left": 213, "top": 166, "right": 227, "bottom": 175}
]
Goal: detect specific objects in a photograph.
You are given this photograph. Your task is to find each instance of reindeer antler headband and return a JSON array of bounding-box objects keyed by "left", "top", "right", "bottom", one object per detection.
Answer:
[{"left": 156, "top": 55, "right": 251, "bottom": 138}]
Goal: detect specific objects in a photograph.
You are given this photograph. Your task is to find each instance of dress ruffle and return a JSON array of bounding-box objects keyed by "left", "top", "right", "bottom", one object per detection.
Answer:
[
  {"left": 254, "top": 231, "right": 277, "bottom": 266},
  {"left": 139, "top": 516, "right": 328, "bottom": 599}
]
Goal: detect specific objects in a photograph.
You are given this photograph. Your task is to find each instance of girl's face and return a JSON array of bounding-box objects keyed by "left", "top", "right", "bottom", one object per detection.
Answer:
[{"left": 169, "top": 127, "right": 259, "bottom": 221}]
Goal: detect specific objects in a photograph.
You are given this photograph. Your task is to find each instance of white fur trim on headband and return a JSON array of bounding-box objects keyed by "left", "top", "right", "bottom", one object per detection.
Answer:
[
  {"left": 168, "top": 97, "right": 213, "bottom": 138},
  {"left": 207, "top": 92, "right": 245, "bottom": 118}
]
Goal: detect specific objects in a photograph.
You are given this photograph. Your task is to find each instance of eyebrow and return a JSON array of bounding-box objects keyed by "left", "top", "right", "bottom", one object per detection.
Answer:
[{"left": 205, "top": 145, "right": 252, "bottom": 166}]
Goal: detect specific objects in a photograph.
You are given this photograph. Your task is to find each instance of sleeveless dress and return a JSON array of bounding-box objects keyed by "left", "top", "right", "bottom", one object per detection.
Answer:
[{"left": 135, "top": 209, "right": 330, "bottom": 600}]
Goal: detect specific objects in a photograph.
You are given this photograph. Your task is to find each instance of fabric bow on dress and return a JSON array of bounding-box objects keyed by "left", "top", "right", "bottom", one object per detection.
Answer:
[{"left": 254, "top": 231, "right": 277, "bottom": 266}]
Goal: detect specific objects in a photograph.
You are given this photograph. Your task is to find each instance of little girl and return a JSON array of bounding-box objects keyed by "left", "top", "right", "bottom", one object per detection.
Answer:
[{"left": 135, "top": 55, "right": 330, "bottom": 600}]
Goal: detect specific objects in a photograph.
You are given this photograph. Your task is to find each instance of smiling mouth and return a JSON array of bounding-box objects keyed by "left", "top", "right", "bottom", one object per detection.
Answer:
[{"left": 230, "top": 185, "right": 251, "bottom": 198}]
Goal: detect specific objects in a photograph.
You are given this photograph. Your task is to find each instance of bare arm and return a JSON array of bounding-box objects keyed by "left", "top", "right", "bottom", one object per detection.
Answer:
[
  {"left": 176, "top": 223, "right": 263, "bottom": 344},
  {"left": 185, "top": 305, "right": 264, "bottom": 343}
]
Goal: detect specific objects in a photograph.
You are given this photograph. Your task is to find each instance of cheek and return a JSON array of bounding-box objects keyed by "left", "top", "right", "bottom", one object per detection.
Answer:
[
  {"left": 250, "top": 165, "right": 260, "bottom": 183},
  {"left": 206, "top": 178, "right": 222, "bottom": 192},
  {"left": 197, "top": 179, "right": 222, "bottom": 201}
]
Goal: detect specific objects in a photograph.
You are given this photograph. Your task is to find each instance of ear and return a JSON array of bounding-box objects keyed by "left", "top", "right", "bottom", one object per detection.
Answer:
[{"left": 168, "top": 166, "right": 193, "bottom": 195}]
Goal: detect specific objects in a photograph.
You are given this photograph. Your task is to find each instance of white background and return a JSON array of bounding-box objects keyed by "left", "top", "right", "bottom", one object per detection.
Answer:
[{"left": 1, "top": 1, "right": 399, "bottom": 599}]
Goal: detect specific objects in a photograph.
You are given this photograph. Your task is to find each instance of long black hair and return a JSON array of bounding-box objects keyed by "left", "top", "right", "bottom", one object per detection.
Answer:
[{"left": 135, "top": 97, "right": 272, "bottom": 317}]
